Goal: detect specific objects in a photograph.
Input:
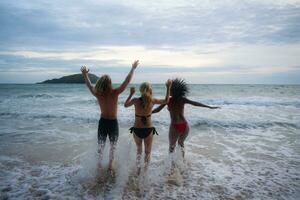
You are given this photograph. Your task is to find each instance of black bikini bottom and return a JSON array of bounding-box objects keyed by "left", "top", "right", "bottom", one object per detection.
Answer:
[{"left": 129, "top": 127, "right": 158, "bottom": 139}]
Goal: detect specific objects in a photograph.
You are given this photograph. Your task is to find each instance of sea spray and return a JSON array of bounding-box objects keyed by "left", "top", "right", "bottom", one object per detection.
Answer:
[{"left": 1, "top": 84, "right": 299, "bottom": 199}]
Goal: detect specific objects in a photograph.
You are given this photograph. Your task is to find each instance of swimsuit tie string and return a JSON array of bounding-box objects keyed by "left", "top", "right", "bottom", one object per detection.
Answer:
[
  {"left": 152, "top": 127, "right": 158, "bottom": 135},
  {"left": 129, "top": 127, "right": 134, "bottom": 134}
]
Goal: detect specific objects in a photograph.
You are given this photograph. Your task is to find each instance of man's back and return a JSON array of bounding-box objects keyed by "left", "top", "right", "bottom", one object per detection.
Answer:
[
  {"left": 96, "top": 90, "right": 119, "bottom": 119},
  {"left": 80, "top": 60, "right": 139, "bottom": 173}
]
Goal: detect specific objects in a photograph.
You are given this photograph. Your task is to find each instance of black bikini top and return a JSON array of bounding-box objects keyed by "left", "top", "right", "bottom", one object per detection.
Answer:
[
  {"left": 135, "top": 114, "right": 151, "bottom": 125},
  {"left": 136, "top": 97, "right": 152, "bottom": 125}
]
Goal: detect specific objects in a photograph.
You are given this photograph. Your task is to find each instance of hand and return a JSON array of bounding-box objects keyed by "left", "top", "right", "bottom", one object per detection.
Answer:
[
  {"left": 130, "top": 87, "right": 135, "bottom": 94},
  {"left": 81, "top": 66, "right": 89, "bottom": 74},
  {"left": 210, "top": 106, "right": 221, "bottom": 109},
  {"left": 132, "top": 60, "right": 139, "bottom": 69},
  {"left": 165, "top": 79, "right": 172, "bottom": 88}
]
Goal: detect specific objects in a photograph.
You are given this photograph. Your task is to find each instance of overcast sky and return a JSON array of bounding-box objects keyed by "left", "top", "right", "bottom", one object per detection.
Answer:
[{"left": 0, "top": 0, "right": 300, "bottom": 84}]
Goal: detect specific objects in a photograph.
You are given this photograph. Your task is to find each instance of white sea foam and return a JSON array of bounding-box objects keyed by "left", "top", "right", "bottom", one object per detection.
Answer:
[{"left": 0, "top": 84, "right": 300, "bottom": 199}]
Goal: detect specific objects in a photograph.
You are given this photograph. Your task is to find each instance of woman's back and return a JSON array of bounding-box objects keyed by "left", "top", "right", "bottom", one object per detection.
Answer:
[
  {"left": 168, "top": 97, "right": 186, "bottom": 123},
  {"left": 125, "top": 80, "right": 172, "bottom": 129},
  {"left": 134, "top": 97, "right": 154, "bottom": 128}
]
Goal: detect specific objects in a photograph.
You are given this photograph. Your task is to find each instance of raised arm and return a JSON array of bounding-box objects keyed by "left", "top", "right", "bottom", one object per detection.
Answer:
[
  {"left": 124, "top": 87, "right": 137, "bottom": 107},
  {"left": 153, "top": 79, "right": 172, "bottom": 105},
  {"left": 81, "top": 66, "right": 96, "bottom": 96},
  {"left": 152, "top": 104, "right": 166, "bottom": 114},
  {"left": 116, "top": 60, "right": 139, "bottom": 94},
  {"left": 184, "top": 98, "right": 220, "bottom": 109}
]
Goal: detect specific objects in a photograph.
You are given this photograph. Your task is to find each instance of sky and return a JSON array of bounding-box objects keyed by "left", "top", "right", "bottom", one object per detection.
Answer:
[{"left": 0, "top": 0, "right": 300, "bottom": 84}]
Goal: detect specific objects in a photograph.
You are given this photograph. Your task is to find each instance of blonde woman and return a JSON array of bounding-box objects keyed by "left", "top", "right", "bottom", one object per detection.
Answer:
[
  {"left": 81, "top": 60, "right": 139, "bottom": 174},
  {"left": 124, "top": 80, "right": 172, "bottom": 173}
]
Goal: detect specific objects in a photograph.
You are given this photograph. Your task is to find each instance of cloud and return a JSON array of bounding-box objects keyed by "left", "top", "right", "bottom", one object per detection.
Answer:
[
  {"left": 0, "top": 0, "right": 300, "bottom": 83},
  {"left": 1, "top": 0, "right": 300, "bottom": 49},
  {"left": 1, "top": 43, "right": 299, "bottom": 68}
]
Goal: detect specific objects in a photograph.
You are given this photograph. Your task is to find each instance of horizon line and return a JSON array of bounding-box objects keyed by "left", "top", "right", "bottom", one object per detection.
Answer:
[{"left": 1, "top": 83, "right": 300, "bottom": 86}]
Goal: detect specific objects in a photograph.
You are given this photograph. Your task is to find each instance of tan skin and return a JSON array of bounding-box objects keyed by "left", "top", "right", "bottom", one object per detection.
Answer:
[
  {"left": 81, "top": 60, "right": 139, "bottom": 172},
  {"left": 81, "top": 60, "right": 139, "bottom": 119},
  {"left": 124, "top": 80, "right": 172, "bottom": 174},
  {"left": 152, "top": 96, "right": 220, "bottom": 158}
]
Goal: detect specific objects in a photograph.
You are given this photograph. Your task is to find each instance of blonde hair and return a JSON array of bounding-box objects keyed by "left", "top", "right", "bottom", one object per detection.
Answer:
[
  {"left": 95, "top": 75, "right": 112, "bottom": 95},
  {"left": 139, "top": 82, "right": 152, "bottom": 108}
]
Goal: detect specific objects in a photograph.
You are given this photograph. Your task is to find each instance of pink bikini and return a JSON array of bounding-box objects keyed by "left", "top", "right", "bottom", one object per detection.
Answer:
[{"left": 172, "top": 121, "right": 188, "bottom": 134}]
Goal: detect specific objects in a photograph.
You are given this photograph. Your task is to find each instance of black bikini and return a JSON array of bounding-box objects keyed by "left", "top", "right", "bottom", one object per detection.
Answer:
[
  {"left": 135, "top": 114, "right": 151, "bottom": 125},
  {"left": 130, "top": 112, "right": 158, "bottom": 139},
  {"left": 129, "top": 127, "right": 158, "bottom": 139}
]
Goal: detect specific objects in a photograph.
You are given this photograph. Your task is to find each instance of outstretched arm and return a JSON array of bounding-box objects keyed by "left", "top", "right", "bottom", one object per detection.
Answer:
[
  {"left": 153, "top": 79, "right": 172, "bottom": 105},
  {"left": 81, "top": 66, "right": 96, "bottom": 96},
  {"left": 124, "top": 87, "right": 137, "bottom": 107},
  {"left": 116, "top": 60, "right": 139, "bottom": 94},
  {"left": 184, "top": 98, "right": 220, "bottom": 109},
  {"left": 152, "top": 104, "right": 166, "bottom": 114}
]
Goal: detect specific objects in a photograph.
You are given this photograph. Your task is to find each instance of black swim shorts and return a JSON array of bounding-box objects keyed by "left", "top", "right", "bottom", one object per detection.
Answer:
[{"left": 98, "top": 118, "right": 119, "bottom": 144}]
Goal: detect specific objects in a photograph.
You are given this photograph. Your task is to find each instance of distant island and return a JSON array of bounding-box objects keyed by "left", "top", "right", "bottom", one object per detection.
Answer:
[{"left": 38, "top": 73, "right": 99, "bottom": 84}]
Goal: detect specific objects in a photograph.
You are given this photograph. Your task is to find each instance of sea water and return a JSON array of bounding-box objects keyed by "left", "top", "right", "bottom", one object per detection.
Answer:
[{"left": 0, "top": 84, "right": 299, "bottom": 199}]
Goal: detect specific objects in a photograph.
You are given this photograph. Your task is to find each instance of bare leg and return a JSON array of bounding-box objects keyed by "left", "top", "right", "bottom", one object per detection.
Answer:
[
  {"left": 178, "top": 125, "right": 189, "bottom": 159},
  {"left": 133, "top": 134, "right": 143, "bottom": 175},
  {"left": 144, "top": 132, "right": 153, "bottom": 172},
  {"left": 169, "top": 125, "right": 179, "bottom": 154},
  {"left": 108, "top": 141, "right": 117, "bottom": 171},
  {"left": 98, "top": 141, "right": 106, "bottom": 168},
  {"left": 168, "top": 125, "right": 179, "bottom": 173}
]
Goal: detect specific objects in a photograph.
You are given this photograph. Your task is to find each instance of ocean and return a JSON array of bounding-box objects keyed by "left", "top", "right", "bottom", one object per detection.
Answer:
[{"left": 0, "top": 84, "right": 299, "bottom": 199}]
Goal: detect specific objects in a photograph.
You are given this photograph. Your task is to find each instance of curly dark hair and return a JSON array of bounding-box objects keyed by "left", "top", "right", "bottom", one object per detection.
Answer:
[{"left": 171, "top": 78, "right": 189, "bottom": 102}]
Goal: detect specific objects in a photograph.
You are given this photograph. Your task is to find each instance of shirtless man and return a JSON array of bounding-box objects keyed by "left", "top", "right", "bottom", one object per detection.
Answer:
[{"left": 81, "top": 60, "right": 139, "bottom": 173}]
